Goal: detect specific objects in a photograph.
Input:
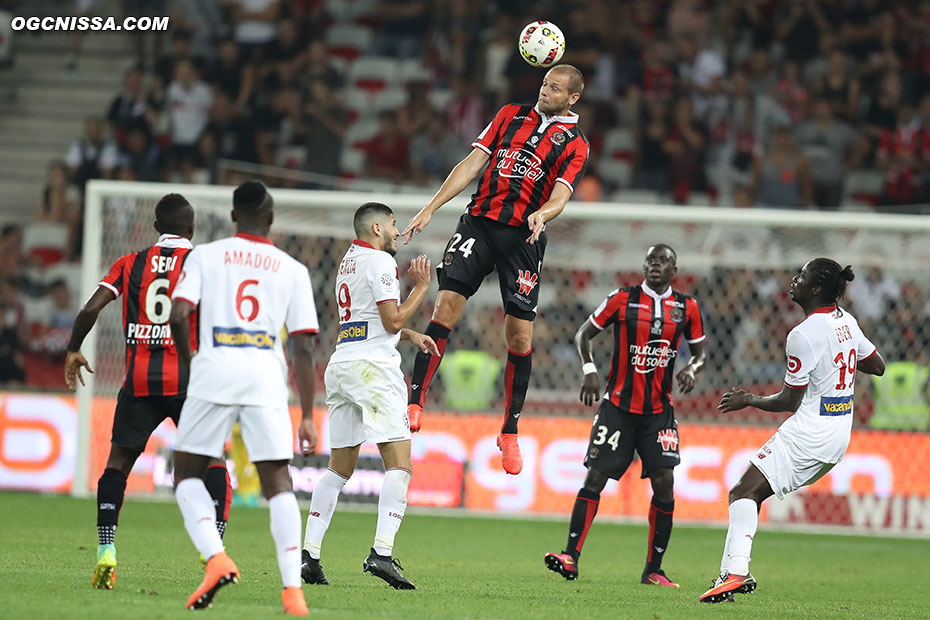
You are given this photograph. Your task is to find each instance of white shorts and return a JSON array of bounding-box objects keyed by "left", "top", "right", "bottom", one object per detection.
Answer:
[
  {"left": 324, "top": 359, "right": 410, "bottom": 449},
  {"left": 174, "top": 396, "right": 294, "bottom": 462},
  {"left": 751, "top": 432, "right": 836, "bottom": 500}
]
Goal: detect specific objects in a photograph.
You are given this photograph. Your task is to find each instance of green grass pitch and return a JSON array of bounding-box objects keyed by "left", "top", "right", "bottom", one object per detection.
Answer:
[{"left": 0, "top": 491, "right": 926, "bottom": 619}]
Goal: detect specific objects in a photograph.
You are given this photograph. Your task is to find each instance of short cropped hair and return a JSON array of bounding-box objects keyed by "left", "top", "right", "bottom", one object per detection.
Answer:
[
  {"left": 154, "top": 193, "right": 193, "bottom": 233},
  {"left": 353, "top": 202, "right": 394, "bottom": 238},
  {"left": 549, "top": 64, "right": 585, "bottom": 95},
  {"left": 233, "top": 180, "right": 270, "bottom": 214}
]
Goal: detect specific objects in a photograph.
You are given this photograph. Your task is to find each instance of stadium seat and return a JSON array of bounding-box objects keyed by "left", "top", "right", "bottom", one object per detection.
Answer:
[
  {"left": 339, "top": 147, "right": 367, "bottom": 176},
  {"left": 325, "top": 25, "right": 372, "bottom": 62},
  {"left": 609, "top": 189, "right": 661, "bottom": 204},
  {"left": 348, "top": 56, "right": 400, "bottom": 93},
  {"left": 23, "top": 222, "right": 68, "bottom": 267},
  {"left": 598, "top": 159, "right": 633, "bottom": 188},
  {"left": 687, "top": 191, "right": 713, "bottom": 206},
  {"left": 372, "top": 87, "right": 408, "bottom": 112},
  {"left": 343, "top": 87, "right": 374, "bottom": 121},
  {"left": 344, "top": 118, "right": 380, "bottom": 149},
  {"left": 398, "top": 59, "right": 434, "bottom": 84},
  {"left": 428, "top": 89, "right": 454, "bottom": 110},
  {"left": 842, "top": 170, "right": 885, "bottom": 205},
  {"left": 324, "top": 0, "right": 353, "bottom": 24},
  {"left": 602, "top": 127, "right": 635, "bottom": 163}
]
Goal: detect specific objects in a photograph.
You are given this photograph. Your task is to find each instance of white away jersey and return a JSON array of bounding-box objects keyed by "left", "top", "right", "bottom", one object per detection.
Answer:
[
  {"left": 778, "top": 305, "right": 877, "bottom": 462},
  {"left": 328, "top": 241, "right": 401, "bottom": 365},
  {"left": 172, "top": 233, "right": 319, "bottom": 407}
]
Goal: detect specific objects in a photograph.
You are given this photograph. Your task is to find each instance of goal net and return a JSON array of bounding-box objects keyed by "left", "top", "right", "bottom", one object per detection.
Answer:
[{"left": 76, "top": 180, "right": 930, "bottom": 535}]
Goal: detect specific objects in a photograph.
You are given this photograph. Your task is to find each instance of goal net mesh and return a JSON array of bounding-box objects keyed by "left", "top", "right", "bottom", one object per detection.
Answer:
[{"left": 77, "top": 181, "right": 930, "bottom": 534}]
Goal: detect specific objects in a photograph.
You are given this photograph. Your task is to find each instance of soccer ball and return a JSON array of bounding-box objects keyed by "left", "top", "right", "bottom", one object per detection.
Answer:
[{"left": 518, "top": 21, "right": 565, "bottom": 68}]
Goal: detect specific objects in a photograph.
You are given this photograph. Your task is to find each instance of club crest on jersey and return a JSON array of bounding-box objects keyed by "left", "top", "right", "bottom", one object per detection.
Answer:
[
  {"left": 550, "top": 131, "right": 566, "bottom": 145},
  {"left": 443, "top": 252, "right": 454, "bottom": 265},
  {"left": 516, "top": 270, "right": 539, "bottom": 296},
  {"left": 656, "top": 428, "right": 679, "bottom": 451},
  {"left": 588, "top": 446, "right": 599, "bottom": 459},
  {"left": 530, "top": 135, "right": 539, "bottom": 145},
  {"left": 669, "top": 307, "right": 684, "bottom": 322}
]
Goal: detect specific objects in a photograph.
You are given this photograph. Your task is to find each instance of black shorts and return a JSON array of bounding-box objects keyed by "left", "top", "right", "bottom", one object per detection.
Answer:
[
  {"left": 583, "top": 399, "right": 680, "bottom": 479},
  {"left": 437, "top": 214, "right": 547, "bottom": 321},
  {"left": 111, "top": 389, "right": 184, "bottom": 453}
]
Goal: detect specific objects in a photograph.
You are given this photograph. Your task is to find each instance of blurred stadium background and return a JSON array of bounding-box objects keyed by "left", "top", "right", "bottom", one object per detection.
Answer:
[{"left": 0, "top": 0, "right": 928, "bottom": 538}]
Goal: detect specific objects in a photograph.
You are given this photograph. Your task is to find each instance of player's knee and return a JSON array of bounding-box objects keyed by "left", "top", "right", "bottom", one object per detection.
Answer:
[
  {"left": 583, "top": 467, "right": 608, "bottom": 493},
  {"left": 650, "top": 468, "right": 674, "bottom": 500},
  {"left": 505, "top": 329, "right": 532, "bottom": 353},
  {"left": 106, "top": 446, "right": 140, "bottom": 474}
]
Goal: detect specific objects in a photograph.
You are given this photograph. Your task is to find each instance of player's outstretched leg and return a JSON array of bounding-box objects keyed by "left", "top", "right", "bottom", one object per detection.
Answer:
[
  {"left": 407, "top": 320, "right": 451, "bottom": 431},
  {"left": 544, "top": 487, "right": 599, "bottom": 581},
  {"left": 498, "top": 347, "right": 532, "bottom": 475},
  {"left": 302, "top": 468, "right": 348, "bottom": 584},
  {"left": 92, "top": 467, "right": 127, "bottom": 589},
  {"left": 700, "top": 497, "right": 759, "bottom": 603}
]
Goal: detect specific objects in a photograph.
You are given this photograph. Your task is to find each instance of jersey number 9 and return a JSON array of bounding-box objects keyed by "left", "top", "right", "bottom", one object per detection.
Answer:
[{"left": 338, "top": 283, "right": 352, "bottom": 321}]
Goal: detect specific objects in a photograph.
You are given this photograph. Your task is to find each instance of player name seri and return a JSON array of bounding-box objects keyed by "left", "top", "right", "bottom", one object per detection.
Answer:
[{"left": 224, "top": 250, "right": 281, "bottom": 272}]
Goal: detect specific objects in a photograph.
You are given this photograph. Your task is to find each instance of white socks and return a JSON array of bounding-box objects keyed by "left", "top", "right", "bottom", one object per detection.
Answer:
[
  {"left": 176, "top": 478, "right": 224, "bottom": 561},
  {"left": 373, "top": 468, "right": 411, "bottom": 557},
  {"left": 723, "top": 498, "right": 758, "bottom": 576},
  {"left": 303, "top": 469, "right": 348, "bottom": 559},
  {"left": 269, "top": 492, "right": 302, "bottom": 588}
]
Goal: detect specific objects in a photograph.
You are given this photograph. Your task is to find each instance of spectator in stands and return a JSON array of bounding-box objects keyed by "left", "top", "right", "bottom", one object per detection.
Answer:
[
  {"left": 864, "top": 72, "right": 902, "bottom": 143},
  {"left": 371, "top": 0, "right": 429, "bottom": 59},
  {"left": 410, "top": 111, "right": 462, "bottom": 186},
  {"left": 364, "top": 111, "right": 410, "bottom": 183},
  {"left": 37, "top": 161, "right": 80, "bottom": 224},
  {"left": 634, "top": 38, "right": 674, "bottom": 100},
  {"left": 0, "top": 225, "right": 26, "bottom": 279},
  {"left": 302, "top": 78, "right": 348, "bottom": 181},
  {"left": 847, "top": 266, "right": 900, "bottom": 324},
  {"left": 750, "top": 125, "right": 813, "bottom": 208},
  {"left": 127, "top": 0, "right": 167, "bottom": 69},
  {"left": 811, "top": 48, "right": 861, "bottom": 123},
  {"left": 0, "top": 277, "right": 25, "bottom": 386},
  {"left": 153, "top": 29, "right": 197, "bottom": 88},
  {"left": 298, "top": 40, "right": 344, "bottom": 90},
  {"left": 770, "top": 61, "right": 808, "bottom": 123},
  {"left": 167, "top": 58, "right": 213, "bottom": 172},
  {"left": 207, "top": 37, "right": 255, "bottom": 110},
  {"left": 876, "top": 104, "right": 929, "bottom": 207},
  {"left": 746, "top": 48, "right": 778, "bottom": 96},
  {"left": 663, "top": 96, "right": 707, "bottom": 203},
  {"left": 859, "top": 12, "right": 908, "bottom": 94},
  {"left": 25, "top": 279, "right": 73, "bottom": 373},
  {"left": 632, "top": 97, "right": 670, "bottom": 192},
  {"left": 117, "top": 123, "right": 163, "bottom": 182},
  {"left": 795, "top": 99, "right": 862, "bottom": 208},
  {"left": 169, "top": 0, "right": 223, "bottom": 60},
  {"left": 107, "top": 68, "right": 149, "bottom": 144},
  {"left": 229, "top": 0, "right": 280, "bottom": 63},
  {"left": 396, "top": 80, "right": 433, "bottom": 137},
  {"left": 482, "top": 12, "right": 516, "bottom": 101},
  {"left": 262, "top": 16, "right": 303, "bottom": 88},
  {"left": 776, "top": 0, "right": 829, "bottom": 65},
  {"left": 254, "top": 85, "right": 301, "bottom": 167},
  {"left": 676, "top": 33, "right": 726, "bottom": 123},
  {"left": 189, "top": 131, "right": 219, "bottom": 185},
  {"left": 446, "top": 74, "right": 486, "bottom": 148},
  {"left": 64, "top": 117, "right": 119, "bottom": 190}
]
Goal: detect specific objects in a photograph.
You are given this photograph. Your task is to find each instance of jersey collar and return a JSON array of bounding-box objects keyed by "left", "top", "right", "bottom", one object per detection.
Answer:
[
  {"left": 809, "top": 303, "right": 838, "bottom": 315},
  {"left": 155, "top": 234, "right": 193, "bottom": 249},
  {"left": 533, "top": 104, "right": 579, "bottom": 125},
  {"left": 640, "top": 280, "right": 672, "bottom": 301},
  {"left": 352, "top": 239, "right": 375, "bottom": 249},
  {"left": 235, "top": 232, "right": 274, "bottom": 245}
]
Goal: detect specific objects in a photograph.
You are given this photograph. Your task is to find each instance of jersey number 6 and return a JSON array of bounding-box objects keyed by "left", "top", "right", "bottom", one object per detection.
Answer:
[{"left": 236, "top": 279, "right": 260, "bottom": 322}]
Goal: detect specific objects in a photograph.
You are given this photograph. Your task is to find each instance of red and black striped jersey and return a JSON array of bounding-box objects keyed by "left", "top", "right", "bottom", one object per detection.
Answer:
[
  {"left": 588, "top": 283, "right": 706, "bottom": 415},
  {"left": 98, "top": 234, "right": 195, "bottom": 397},
  {"left": 469, "top": 103, "right": 589, "bottom": 227}
]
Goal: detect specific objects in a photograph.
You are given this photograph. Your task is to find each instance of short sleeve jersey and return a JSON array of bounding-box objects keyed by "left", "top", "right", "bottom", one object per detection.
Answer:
[
  {"left": 98, "top": 233, "right": 194, "bottom": 397},
  {"left": 468, "top": 103, "right": 589, "bottom": 227},
  {"left": 171, "top": 233, "right": 319, "bottom": 407},
  {"left": 588, "top": 282, "right": 705, "bottom": 415},
  {"left": 778, "top": 304, "right": 877, "bottom": 462},
  {"left": 328, "top": 240, "right": 402, "bottom": 365}
]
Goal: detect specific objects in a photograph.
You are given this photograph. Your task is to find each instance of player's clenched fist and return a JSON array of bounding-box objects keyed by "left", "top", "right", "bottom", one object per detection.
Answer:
[
  {"left": 407, "top": 255, "right": 431, "bottom": 288},
  {"left": 298, "top": 418, "right": 317, "bottom": 455}
]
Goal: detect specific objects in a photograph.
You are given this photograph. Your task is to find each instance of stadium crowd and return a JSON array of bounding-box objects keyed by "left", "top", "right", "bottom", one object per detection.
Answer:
[{"left": 1, "top": 0, "right": 928, "bottom": 428}]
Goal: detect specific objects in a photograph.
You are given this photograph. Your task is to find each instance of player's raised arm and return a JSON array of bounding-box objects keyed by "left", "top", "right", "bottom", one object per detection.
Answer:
[
  {"left": 718, "top": 384, "right": 806, "bottom": 413},
  {"left": 402, "top": 148, "right": 489, "bottom": 244},
  {"left": 378, "top": 254, "right": 432, "bottom": 333},
  {"left": 64, "top": 286, "right": 116, "bottom": 391}
]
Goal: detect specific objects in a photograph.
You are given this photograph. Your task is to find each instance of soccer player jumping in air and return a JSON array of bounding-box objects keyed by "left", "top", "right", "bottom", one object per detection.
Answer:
[
  {"left": 402, "top": 64, "right": 590, "bottom": 475},
  {"left": 64, "top": 194, "right": 232, "bottom": 591},
  {"left": 169, "top": 182, "right": 319, "bottom": 615},
  {"left": 700, "top": 259, "right": 884, "bottom": 603},
  {"left": 545, "top": 245, "right": 707, "bottom": 588}
]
